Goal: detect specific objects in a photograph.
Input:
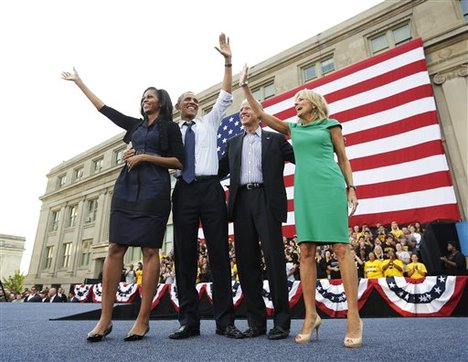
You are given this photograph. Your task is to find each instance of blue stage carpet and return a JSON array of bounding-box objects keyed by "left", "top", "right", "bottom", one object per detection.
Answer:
[{"left": 1, "top": 303, "right": 467, "bottom": 361}]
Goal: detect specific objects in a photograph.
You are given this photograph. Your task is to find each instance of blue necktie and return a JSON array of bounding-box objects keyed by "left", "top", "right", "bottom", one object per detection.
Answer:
[{"left": 182, "top": 122, "right": 195, "bottom": 183}]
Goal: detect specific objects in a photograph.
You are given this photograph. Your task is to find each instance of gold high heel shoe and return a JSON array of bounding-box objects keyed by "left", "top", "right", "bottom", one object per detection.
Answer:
[
  {"left": 344, "top": 318, "right": 363, "bottom": 348},
  {"left": 295, "top": 315, "right": 322, "bottom": 344}
]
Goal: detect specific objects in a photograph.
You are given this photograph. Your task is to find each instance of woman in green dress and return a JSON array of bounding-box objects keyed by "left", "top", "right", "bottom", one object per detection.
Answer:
[{"left": 239, "top": 65, "right": 362, "bottom": 348}]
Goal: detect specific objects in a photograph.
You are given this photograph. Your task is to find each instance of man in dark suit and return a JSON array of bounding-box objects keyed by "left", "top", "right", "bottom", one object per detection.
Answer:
[
  {"left": 218, "top": 98, "right": 295, "bottom": 340},
  {"left": 47, "top": 288, "right": 64, "bottom": 303},
  {"left": 24, "top": 286, "right": 42, "bottom": 302},
  {"left": 169, "top": 33, "right": 243, "bottom": 340}
]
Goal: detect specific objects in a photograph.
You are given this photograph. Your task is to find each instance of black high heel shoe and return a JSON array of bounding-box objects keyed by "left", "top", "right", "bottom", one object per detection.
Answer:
[
  {"left": 86, "top": 324, "right": 113, "bottom": 342},
  {"left": 124, "top": 326, "right": 150, "bottom": 342}
]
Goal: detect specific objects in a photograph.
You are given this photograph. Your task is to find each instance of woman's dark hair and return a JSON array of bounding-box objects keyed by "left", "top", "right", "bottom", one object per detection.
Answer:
[
  {"left": 140, "top": 87, "right": 173, "bottom": 121},
  {"left": 140, "top": 87, "right": 174, "bottom": 152}
]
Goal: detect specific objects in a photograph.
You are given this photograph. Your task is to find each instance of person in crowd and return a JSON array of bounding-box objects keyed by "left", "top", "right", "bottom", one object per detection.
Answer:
[
  {"left": 440, "top": 241, "right": 467, "bottom": 275},
  {"left": 408, "top": 224, "right": 423, "bottom": 251},
  {"left": 24, "top": 286, "right": 42, "bottom": 302},
  {"left": 287, "top": 254, "right": 299, "bottom": 282},
  {"left": 373, "top": 244, "right": 386, "bottom": 262},
  {"left": 315, "top": 250, "right": 328, "bottom": 280},
  {"left": 382, "top": 234, "right": 396, "bottom": 255},
  {"left": 62, "top": 67, "right": 184, "bottom": 342},
  {"left": 238, "top": 65, "right": 362, "bottom": 347},
  {"left": 352, "top": 249, "right": 365, "bottom": 279},
  {"left": 57, "top": 287, "right": 68, "bottom": 302},
  {"left": 364, "top": 252, "right": 383, "bottom": 279},
  {"left": 390, "top": 221, "right": 404, "bottom": 238},
  {"left": 395, "top": 242, "right": 411, "bottom": 267},
  {"left": 169, "top": 33, "right": 243, "bottom": 340},
  {"left": 218, "top": 95, "right": 295, "bottom": 340},
  {"left": 47, "top": 288, "right": 64, "bottom": 303},
  {"left": 406, "top": 254, "right": 428, "bottom": 279},
  {"left": 327, "top": 252, "right": 341, "bottom": 280},
  {"left": 135, "top": 262, "right": 143, "bottom": 286},
  {"left": 382, "top": 250, "right": 404, "bottom": 277},
  {"left": 125, "top": 264, "right": 136, "bottom": 284}
]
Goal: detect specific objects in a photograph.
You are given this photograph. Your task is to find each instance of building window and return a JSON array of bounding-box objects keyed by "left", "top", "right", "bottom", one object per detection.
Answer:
[
  {"left": 114, "top": 148, "right": 126, "bottom": 165},
  {"left": 44, "top": 246, "right": 54, "bottom": 269},
  {"left": 74, "top": 167, "right": 84, "bottom": 181},
  {"left": 62, "top": 242, "right": 72, "bottom": 268},
  {"left": 369, "top": 23, "right": 412, "bottom": 54},
  {"left": 202, "top": 106, "right": 213, "bottom": 115},
  {"left": 93, "top": 158, "right": 104, "bottom": 174},
  {"left": 251, "top": 81, "right": 276, "bottom": 102},
  {"left": 85, "top": 199, "right": 98, "bottom": 223},
  {"left": 320, "top": 58, "right": 335, "bottom": 74},
  {"left": 302, "top": 56, "right": 335, "bottom": 82},
  {"left": 57, "top": 175, "right": 66, "bottom": 188},
  {"left": 460, "top": 0, "right": 468, "bottom": 21},
  {"left": 50, "top": 210, "right": 60, "bottom": 232},
  {"left": 68, "top": 205, "right": 78, "bottom": 227},
  {"left": 80, "top": 239, "right": 92, "bottom": 266}
]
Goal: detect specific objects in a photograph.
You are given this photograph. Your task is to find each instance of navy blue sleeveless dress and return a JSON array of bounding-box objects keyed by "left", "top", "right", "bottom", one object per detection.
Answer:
[{"left": 100, "top": 105, "right": 184, "bottom": 248}]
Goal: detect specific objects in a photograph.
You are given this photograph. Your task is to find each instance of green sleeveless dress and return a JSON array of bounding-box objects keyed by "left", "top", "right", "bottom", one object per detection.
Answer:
[{"left": 288, "top": 118, "right": 349, "bottom": 244}]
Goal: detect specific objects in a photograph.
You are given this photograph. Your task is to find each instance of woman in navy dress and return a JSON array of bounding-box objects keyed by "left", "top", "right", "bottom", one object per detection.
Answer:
[{"left": 62, "top": 68, "right": 184, "bottom": 342}]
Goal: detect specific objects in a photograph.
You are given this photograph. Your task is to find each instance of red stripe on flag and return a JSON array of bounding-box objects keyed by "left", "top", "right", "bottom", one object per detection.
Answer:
[
  {"left": 261, "top": 38, "right": 425, "bottom": 109},
  {"left": 344, "top": 112, "right": 438, "bottom": 146},
  {"left": 325, "top": 60, "right": 428, "bottom": 104},
  {"left": 332, "top": 85, "right": 434, "bottom": 123},
  {"left": 356, "top": 171, "right": 455, "bottom": 199},
  {"left": 349, "top": 204, "right": 461, "bottom": 226},
  {"left": 350, "top": 141, "right": 445, "bottom": 171}
]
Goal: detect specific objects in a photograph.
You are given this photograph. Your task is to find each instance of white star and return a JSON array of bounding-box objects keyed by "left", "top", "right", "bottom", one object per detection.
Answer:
[
  {"left": 438, "top": 276, "right": 446, "bottom": 282},
  {"left": 217, "top": 146, "right": 220, "bottom": 152},
  {"left": 223, "top": 125, "right": 228, "bottom": 131},
  {"left": 229, "top": 117, "right": 234, "bottom": 123},
  {"left": 434, "top": 287, "right": 442, "bottom": 294},
  {"left": 217, "top": 134, "right": 221, "bottom": 139},
  {"left": 404, "top": 294, "right": 410, "bottom": 300},
  {"left": 389, "top": 282, "right": 396, "bottom": 288},
  {"left": 228, "top": 129, "right": 233, "bottom": 135},
  {"left": 222, "top": 138, "right": 227, "bottom": 144},
  {"left": 234, "top": 121, "right": 239, "bottom": 126}
]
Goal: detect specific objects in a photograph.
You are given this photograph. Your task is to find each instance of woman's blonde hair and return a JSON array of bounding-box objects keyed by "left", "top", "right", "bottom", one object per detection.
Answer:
[{"left": 294, "top": 88, "right": 329, "bottom": 121}]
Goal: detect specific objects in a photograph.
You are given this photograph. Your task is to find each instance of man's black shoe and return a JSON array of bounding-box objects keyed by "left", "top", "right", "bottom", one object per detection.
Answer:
[
  {"left": 243, "top": 327, "right": 266, "bottom": 338},
  {"left": 169, "top": 325, "right": 200, "bottom": 339},
  {"left": 267, "top": 326, "right": 290, "bottom": 340},
  {"left": 216, "top": 325, "right": 245, "bottom": 339}
]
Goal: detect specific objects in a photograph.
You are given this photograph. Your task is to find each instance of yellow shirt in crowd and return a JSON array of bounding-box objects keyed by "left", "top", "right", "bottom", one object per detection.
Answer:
[
  {"left": 382, "top": 259, "right": 404, "bottom": 277},
  {"left": 364, "top": 260, "right": 383, "bottom": 279},
  {"left": 406, "top": 262, "right": 427, "bottom": 279}
]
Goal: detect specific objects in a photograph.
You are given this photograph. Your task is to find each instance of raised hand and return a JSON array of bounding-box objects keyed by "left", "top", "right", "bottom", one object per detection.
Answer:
[
  {"left": 215, "top": 33, "right": 231, "bottom": 60},
  {"left": 239, "top": 64, "right": 249, "bottom": 87},
  {"left": 61, "top": 66, "right": 80, "bottom": 82}
]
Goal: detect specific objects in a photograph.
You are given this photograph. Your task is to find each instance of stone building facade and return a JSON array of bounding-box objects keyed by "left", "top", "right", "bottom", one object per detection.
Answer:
[
  {"left": 0, "top": 234, "right": 25, "bottom": 280},
  {"left": 25, "top": 0, "right": 468, "bottom": 290}
]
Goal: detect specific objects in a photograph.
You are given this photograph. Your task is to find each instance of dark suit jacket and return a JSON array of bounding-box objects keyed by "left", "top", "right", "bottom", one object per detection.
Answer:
[
  {"left": 219, "top": 129, "right": 294, "bottom": 222},
  {"left": 24, "top": 294, "right": 42, "bottom": 302}
]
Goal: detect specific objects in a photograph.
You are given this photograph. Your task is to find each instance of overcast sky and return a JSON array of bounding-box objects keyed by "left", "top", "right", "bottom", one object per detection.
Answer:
[{"left": 0, "top": 0, "right": 383, "bottom": 273}]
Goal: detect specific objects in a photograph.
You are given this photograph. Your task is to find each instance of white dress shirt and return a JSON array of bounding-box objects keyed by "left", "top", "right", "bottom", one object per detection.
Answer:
[{"left": 178, "top": 90, "right": 232, "bottom": 177}]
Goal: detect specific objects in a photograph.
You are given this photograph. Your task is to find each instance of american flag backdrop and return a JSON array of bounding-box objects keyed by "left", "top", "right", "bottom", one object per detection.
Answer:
[{"left": 212, "top": 38, "right": 461, "bottom": 238}]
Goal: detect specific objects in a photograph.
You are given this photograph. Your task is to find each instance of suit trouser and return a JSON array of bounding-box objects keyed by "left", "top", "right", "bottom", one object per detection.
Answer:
[
  {"left": 233, "top": 188, "right": 291, "bottom": 330},
  {"left": 172, "top": 179, "right": 234, "bottom": 329}
]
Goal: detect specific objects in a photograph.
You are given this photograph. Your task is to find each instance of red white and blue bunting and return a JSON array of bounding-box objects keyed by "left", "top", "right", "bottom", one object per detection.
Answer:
[
  {"left": 71, "top": 276, "right": 467, "bottom": 317},
  {"left": 374, "top": 276, "right": 468, "bottom": 316}
]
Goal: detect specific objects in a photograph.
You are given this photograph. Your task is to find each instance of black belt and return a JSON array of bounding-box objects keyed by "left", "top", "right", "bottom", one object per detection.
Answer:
[
  {"left": 240, "top": 183, "right": 264, "bottom": 190},
  {"left": 177, "top": 175, "right": 219, "bottom": 182}
]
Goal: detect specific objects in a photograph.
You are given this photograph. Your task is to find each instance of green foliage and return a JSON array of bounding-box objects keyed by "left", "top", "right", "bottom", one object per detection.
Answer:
[{"left": 2, "top": 269, "right": 26, "bottom": 294}]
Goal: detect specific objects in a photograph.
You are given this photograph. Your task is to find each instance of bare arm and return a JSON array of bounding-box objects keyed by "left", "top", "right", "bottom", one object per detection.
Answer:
[
  {"left": 330, "top": 126, "right": 358, "bottom": 216},
  {"left": 61, "top": 67, "right": 105, "bottom": 110},
  {"left": 124, "top": 148, "right": 183, "bottom": 171},
  {"left": 239, "top": 64, "right": 290, "bottom": 136},
  {"left": 214, "top": 33, "right": 232, "bottom": 94}
]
